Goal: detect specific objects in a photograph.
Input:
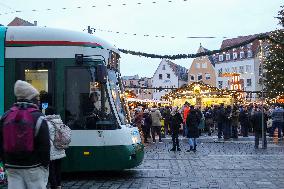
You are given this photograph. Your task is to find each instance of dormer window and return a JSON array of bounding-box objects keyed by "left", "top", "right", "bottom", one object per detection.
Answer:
[
  {"left": 233, "top": 52, "right": 238, "bottom": 59},
  {"left": 240, "top": 51, "right": 245, "bottom": 59},
  {"left": 226, "top": 54, "right": 230, "bottom": 60},
  {"left": 219, "top": 55, "right": 224, "bottom": 61}
]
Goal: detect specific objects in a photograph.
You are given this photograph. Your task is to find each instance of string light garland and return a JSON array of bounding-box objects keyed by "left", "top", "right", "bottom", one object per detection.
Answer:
[
  {"left": 118, "top": 33, "right": 273, "bottom": 59},
  {"left": 0, "top": 0, "right": 190, "bottom": 16}
]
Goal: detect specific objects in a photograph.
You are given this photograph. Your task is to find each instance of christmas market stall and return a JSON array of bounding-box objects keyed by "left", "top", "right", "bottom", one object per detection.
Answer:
[{"left": 162, "top": 82, "right": 236, "bottom": 108}]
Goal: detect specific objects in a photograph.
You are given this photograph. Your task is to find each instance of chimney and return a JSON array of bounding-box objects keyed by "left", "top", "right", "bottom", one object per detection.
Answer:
[{"left": 34, "top": 21, "right": 37, "bottom": 26}]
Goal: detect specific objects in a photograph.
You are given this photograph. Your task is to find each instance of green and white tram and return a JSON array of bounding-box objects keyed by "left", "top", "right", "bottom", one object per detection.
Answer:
[{"left": 0, "top": 26, "right": 144, "bottom": 171}]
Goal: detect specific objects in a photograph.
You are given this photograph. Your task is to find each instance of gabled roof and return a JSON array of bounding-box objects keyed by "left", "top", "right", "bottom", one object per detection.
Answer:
[
  {"left": 165, "top": 60, "right": 188, "bottom": 81},
  {"left": 220, "top": 34, "right": 259, "bottom": 49},
  {"left": 196, "top": 43, "right": 215, "bottom": 66},
  {"left": 8, "top": 17, "right": 35, "bottom": 26},
  {"left": 197, "top": 43, "right": 210, "bottom": 53}
]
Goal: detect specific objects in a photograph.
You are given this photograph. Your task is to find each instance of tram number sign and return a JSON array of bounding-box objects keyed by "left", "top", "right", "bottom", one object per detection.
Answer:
[{"left": 42, "top": 103, "right": 48, "bottom": 110}]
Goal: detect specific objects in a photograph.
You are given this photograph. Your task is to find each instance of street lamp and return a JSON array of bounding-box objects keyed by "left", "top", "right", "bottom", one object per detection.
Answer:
[{"left": 259, "top": 40, "right": 266, "bottom": 149}]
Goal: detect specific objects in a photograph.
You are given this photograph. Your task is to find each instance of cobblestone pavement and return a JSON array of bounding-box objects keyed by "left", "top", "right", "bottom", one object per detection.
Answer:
[{"left": 60, "top": 136, "right": 284, "bottom": 189}]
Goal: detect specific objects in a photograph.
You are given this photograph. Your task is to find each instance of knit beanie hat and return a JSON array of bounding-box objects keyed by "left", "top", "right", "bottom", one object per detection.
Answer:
[{"left": 14, "top": 80, "right": 40, "bottom": 100}]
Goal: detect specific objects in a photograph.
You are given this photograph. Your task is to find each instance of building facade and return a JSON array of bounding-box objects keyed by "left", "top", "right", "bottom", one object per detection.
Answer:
[
  {"left": 213, "top": 34, "right": 262, "bottom": 99},
  {"left": 122, "top": 75, "right": 153, "bottom": 100},
  {"left": 152, "top": 59, "right": 188, "bottom": 100},
  {"left": 188, "top": 44, "right": 216, "bottom": 86}
]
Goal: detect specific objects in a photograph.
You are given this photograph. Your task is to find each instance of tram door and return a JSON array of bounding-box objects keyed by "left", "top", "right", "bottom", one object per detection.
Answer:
[{"left": 15, "top": 60, "right": 54, "bottom": 111}]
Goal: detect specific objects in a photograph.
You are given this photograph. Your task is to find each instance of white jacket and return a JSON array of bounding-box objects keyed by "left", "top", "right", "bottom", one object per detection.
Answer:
[{"left": 45, "top": 115, "right": 66, "bottom": 161}]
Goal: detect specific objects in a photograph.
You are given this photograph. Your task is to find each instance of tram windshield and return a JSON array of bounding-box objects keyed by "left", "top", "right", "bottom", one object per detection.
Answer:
[
  {"left": 65, "top": 66, "right": 118, "bottom": 130},
  {"left": 108, "top": 70, "right": 130, "bottom": 125}
]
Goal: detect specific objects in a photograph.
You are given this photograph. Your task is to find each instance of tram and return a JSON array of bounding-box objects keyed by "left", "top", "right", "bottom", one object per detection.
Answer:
[{"left": 0, "top": 26, "right": 144, "bottom": 171}]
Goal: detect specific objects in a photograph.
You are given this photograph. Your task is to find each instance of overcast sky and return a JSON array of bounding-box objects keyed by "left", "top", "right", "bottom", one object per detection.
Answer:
[{"left": 0, "top": 0, "right": 283, "bottom": 77}]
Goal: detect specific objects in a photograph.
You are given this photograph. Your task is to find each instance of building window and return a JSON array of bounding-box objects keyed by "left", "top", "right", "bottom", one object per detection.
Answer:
[
  {"left": 240, "top": 51, "right": 245, "bottom": 59},
  {"left": 218, "top": 81, "right": 223, "bottom": 89},
  {"left": 247, "top": 79, "right": 252, "bottom": 87},
  {"left": 205, "top": 73, "right": 211, "bottom": 80},
  {"left": 159, "top": 74, "right": 162, "bottom": 80},
  {"left": 232, "top": 67, "right": 237, "bottom": 73},
  {"left": 202, "top": 63, "right": 207, "bottom": 68},
  {"left": 162, "top": 65, "right": 166, "bottom": 70},
  {"left": 247, "top": 50, "right": 253, "bottom": 58},
  {"left": 226, "top": 54, "right": 230, "bottom": 60},
  {"left": 239, "top": 66, "right": 244, "bottom": 74},
  {"left": 197, "top": 73, "right": 202, "bottom": 81},
  {"left": 190, "top": 74, "right": 195, "bottom": 81},
  {"left": 219, "top": 55, "right": 224, "bottom": 61},
  {"left": 218, "top": 68, "right": 223, "bottom": 77},
  {"left": 167, "top": 73, "right": 170, "bottom": 79},
  {"left": 196, "top": 63, "right": 200, "bottom": 68},
  {"left": 246, "top": 65, "right": 251, "bottom": 73},
  {"left": 233, "top": 52, "right": 238, "bottom": 59}
]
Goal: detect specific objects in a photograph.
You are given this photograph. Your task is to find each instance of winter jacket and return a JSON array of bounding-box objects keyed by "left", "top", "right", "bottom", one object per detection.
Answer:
[
  {"left": 186, "top": 109, "right": 200, "bottom": 138},
  {"left": 142, "top": 113, "right": 152, "bottom": 129},
  {"left": 170, "top": 112, "right": 183, "bottom": 134},
  {"left": 216, "top": 107, "right": 225, "bottom": 123},
  {"left": 251, "top": 111, "right": 267, "bottom": 133},
  {"left": 0, "top": 101, "right": 50, "bottom": 169},
  {"left": 272, "top": 108, "right": 284, "bottom": 123},
  {"left": 149, "top": 109, "right": 162, "bottom": 126},
  {"left": 239, "top": 110, "right": 249, "bottom": 124},
  {"left": 231, "top": 110, "right": 240, "bottom": 127},
  {"left": 45, "top": 115, "right": 66, "bottom": 161}
]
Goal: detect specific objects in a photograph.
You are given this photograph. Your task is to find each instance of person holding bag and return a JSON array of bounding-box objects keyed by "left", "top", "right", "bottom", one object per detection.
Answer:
[{"left": 44, "top": 107, "right": 71, "bottom": 189}]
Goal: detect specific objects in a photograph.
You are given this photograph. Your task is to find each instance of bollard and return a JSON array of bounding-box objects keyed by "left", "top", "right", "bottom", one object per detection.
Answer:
[
  {"left": 273, "top": 128, "right": 278, "bottom": 144},
  {"left": 160, "top": 119, "right": 165, "bottom": 138}
]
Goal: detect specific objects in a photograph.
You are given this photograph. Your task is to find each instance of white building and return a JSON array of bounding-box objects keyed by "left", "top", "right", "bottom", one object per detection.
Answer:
[
  {"left": 152, "top": 59, "right": 188, "bottom": 100},
  {"left": 214, "top": 34, "right": 262, "bottom": 100}
]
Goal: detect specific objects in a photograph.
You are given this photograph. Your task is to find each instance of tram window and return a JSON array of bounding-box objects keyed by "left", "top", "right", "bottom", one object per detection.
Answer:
[
  {"left": 65, "top": 67, "right": 117, "bottom": 130},
  {"left": 24, "top": 68, "right": 53, "bottom": 108}
]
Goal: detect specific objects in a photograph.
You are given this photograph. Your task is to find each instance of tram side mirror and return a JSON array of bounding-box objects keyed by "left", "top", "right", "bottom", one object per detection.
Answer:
[
  {"left": 75, "top": 54, "right": 84, "bottom": 65},
  {"left": 96, "top": 64, "right": 107, "bottom": 83}
]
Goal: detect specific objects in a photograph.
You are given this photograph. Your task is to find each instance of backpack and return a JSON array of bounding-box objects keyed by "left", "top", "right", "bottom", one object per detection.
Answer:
[
  {"left": 44, "top": 115, "right": 71, "bottom": 150},
  {"left": 2, "top": 104, "right": 40, "bottom": 154}
]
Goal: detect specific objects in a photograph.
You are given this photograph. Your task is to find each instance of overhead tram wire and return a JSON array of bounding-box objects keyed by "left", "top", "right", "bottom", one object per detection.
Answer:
[
  {"left": 0, "top": 0, "right": 190, "bottom": 16},
  {"left": 95, "top": 27, "right": 228, "bottom": 39}
]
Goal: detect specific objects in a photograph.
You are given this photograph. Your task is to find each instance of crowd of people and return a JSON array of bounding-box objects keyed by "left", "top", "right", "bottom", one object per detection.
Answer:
[{"left": 132, "top": 101, "right": 284, "bottom": 151}]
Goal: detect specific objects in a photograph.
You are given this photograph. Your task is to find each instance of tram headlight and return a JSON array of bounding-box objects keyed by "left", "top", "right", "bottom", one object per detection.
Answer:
[
  {"left": 132, "top": 136, "right": 139, "bottom": 144},
  {"left": 131, "top": 130, "right": 139, "bottom": 143}
]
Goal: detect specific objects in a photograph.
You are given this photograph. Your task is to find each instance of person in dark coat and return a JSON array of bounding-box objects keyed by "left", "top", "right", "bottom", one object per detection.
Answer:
[
  {"left": 216, "top": 104, "right": 225, "bottom": 139},
  {"left": 169, "top": 107, "right": 183, "bottom": 151},
  {"left": 223, "top": 105, "right": 232, "bottom": 140},
  {"left": 231, "top": 105, "right": 240, "bottom": 139},
  {"left": 163, "top": 106, "right": 171, "bottom": 136},
  {"left": 186, "top": 106, "right": 201, "bottom": 152},
  {"left": 251, "top": 107, "right": 267, "bottom": 149},
  {"left": 239, "top": 106, "right": 250, "bottom": 137},
  {"left": 142, "top": 109, "right": 152, "bottom": 143},
  {"left": 0, "top": 80, "right": 50, "bottom": 189}
]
